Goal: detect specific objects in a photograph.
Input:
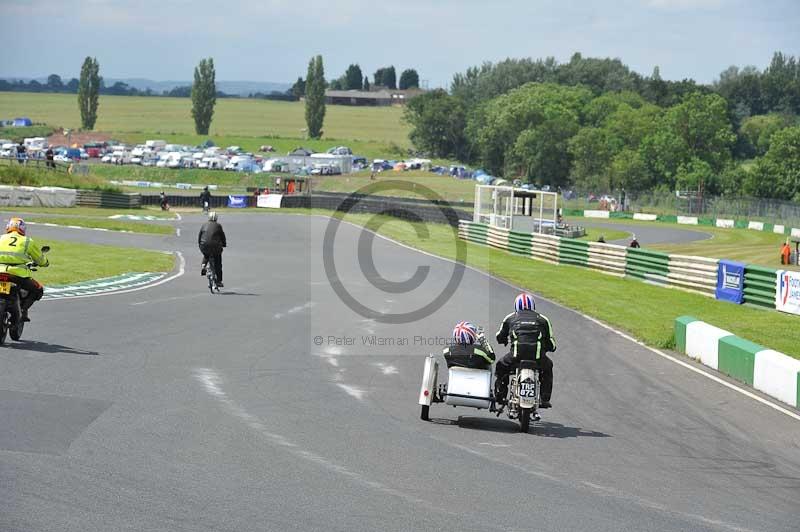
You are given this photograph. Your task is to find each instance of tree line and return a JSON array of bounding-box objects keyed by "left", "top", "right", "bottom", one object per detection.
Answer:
[
  {"left": 404, "top": 52, "right": 800, "bottom": 201},
  {"left": 0, "top": 75, "right": 237, "bottom": 98},
  {"left": 301, "top": 64, "right": 420, "bottom": 92}
]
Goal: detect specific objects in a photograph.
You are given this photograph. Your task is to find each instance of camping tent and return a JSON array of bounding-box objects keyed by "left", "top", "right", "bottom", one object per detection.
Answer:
[{"left": 13, "top": 117, "right": 32, "bottom": 127}]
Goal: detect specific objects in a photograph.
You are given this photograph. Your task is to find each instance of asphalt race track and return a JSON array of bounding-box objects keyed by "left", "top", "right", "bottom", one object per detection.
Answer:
[
  {"left": 577, "top": 220, "right": 712, "bottom": 246},
  {"left": 1, "top": 213, "right": 798, "bottom": 532}
]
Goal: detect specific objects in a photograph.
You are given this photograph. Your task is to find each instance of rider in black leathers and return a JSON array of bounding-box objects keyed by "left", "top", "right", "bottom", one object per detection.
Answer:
[
  {"left": 200, "top": 186, "right": 212, "bottom": 212},
  {"left": 198, "top": 211, "right": 226, "bottom": 287},
  {"left": 494, "top": 293, "right": 556, "bottom": 408}
]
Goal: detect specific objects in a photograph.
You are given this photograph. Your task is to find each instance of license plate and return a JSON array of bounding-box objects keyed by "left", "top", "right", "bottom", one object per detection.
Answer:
[
  {"left": 519, "top": 380, "right": 537, "bottom": 398},
  {"left": 0, "top": 282, "right": 10, "bottom": 295}
]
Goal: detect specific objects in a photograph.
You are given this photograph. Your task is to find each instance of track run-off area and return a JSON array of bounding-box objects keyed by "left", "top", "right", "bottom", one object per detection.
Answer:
[{"left": 1, "top": 212, "right": 798, "bottom": 532}]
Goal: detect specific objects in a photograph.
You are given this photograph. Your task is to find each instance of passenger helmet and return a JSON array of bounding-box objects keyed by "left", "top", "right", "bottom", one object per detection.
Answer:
[
  {"left": 514, "top": 293, "right": 535, "bottom": 311},
  {"left": 5, "top": 217, "right": 26, "bottom": 236},
  {"left": 452, "top": 321, "right": 478, "bottom": 345},
  {"left": 208, "top": 211, "right": 218, "bottom": 222}
]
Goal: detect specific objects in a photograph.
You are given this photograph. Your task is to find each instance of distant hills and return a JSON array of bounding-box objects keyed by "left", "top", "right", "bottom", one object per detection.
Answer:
[{"left": 0, "top": 76, "right": 292, "bottom": 96}]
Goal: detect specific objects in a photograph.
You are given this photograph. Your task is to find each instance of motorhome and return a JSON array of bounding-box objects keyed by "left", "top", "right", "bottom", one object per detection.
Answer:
[
  {"left": 145, "top": 139, "right": 167, "bottom": 150},
  {"left": 24, "top": 137, "right": 48, "bottom": 150}
]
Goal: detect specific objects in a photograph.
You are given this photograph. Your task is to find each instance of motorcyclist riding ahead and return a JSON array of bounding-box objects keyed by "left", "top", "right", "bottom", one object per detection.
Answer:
[
  {"left": 442, "top": 321, "right": 495, "bottom": 369},
  {"left": 199, "top": 211, "right": 226, "bottom": 287},
  {"left": 0, "top": 218, "right": 49, "bottom": 322},
  {"left": 494, "top": 293, "right": 556, "bottom": 408},
  {"left": 200, "top": 186, "right": 211, "bottom": 213}
]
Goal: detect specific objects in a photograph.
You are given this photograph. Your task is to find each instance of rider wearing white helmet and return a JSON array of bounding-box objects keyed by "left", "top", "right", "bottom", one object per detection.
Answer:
[
  {"left": 0, "top": 217, "right": 49, "bottom": 321},
  {"left": 442, "top": 321, "right": 495, "bottom": 370},
  {"left": 198, "top": 211, "right": 226, "bottom": 287},
  {"left": 494, "top": 293, "right": 556, "bottom": 407}
]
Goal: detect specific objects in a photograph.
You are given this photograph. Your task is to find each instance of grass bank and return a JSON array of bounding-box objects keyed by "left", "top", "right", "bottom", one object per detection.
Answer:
[
  {"left": 269, "top": 209, "right": 800, "bottom": 358},
  {"left": 27, "top": 216, "right": 174, "bottom": 235},
  {"left": 0, "top": 163, "right": 121, "bottom": 191},
  {"left": 34, "top": 238, "right": 174, "bottom": 285},
  {"left": 0, "top": 125, "right": 55, "bottom": 142}
]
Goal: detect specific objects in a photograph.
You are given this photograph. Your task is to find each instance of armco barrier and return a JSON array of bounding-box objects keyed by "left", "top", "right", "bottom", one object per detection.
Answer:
[
  {"left": 675, "top": 316, "right": 800, "bottom": 408},
  {"left": 586, "top": 241, "right": 627, "bottom": 276},
  {"left": 558, "top": 238, "right": 589, "bottom": 267},
  {"left": 743, "top": 265, "right": 778, "bottom": 309},
  {"left": 459, "top": 221, "right": 721, "bottom": 296},
  {"left": 625, "top": 248, "right": 669, "bottom": 285},
  {"left": 282, "top": 195, "right": 470, "bottom": 226},
  {"left": 77, "top": 190, "right": 141, "bottom": 208},
  {"left": 668, "top": 254, "right": 719, "bottom": 296},
  {"left": 142, "top": 194, "right": 236, "bottom": 209}
]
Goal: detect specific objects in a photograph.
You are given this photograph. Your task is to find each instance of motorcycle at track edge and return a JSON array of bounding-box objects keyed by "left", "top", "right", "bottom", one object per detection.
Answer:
[
  {"left": 0, "top": 245, "right": 49, "bottom": 345},
  {"left": 418, "top": 328, "right": 541, "bottom": 433}
]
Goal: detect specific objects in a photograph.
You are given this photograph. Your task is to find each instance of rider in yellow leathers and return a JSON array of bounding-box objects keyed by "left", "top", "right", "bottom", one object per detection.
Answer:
[{"left": 0, "top": 217, "right": 49, "bottom": 321}]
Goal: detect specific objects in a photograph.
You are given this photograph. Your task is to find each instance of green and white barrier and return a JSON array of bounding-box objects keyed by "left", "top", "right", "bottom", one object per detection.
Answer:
[
  {"left": 675, "top": 316, "right": 800, "bottom": 408},
  {"left": 566, "top": 209, "right": 799, "bottom": 236},
  {"left": 716, "top": 219, "right": 734, "bottom": 228},
  {"left": 459, "top": 221, "right": 720, "bottom": 297}
]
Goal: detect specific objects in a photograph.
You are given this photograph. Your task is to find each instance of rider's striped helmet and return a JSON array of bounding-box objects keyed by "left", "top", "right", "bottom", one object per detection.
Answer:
[
  {"left": 452, "top": 321, "right": 477, "bottom": 345},
  {"left": 5, "top": 217, "right": 26, "bottom": 236},
  {"left": 514, "top": 293, "right": 535, "bottom": 311}
]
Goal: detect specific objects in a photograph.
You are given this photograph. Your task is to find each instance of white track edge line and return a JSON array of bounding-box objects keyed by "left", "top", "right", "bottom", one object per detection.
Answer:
[
  {"left": 46, "top": 251, "right": 185, "bottom": 301},
  {"left": 309, "top": 214, "right": 800, "bottom": 422}
]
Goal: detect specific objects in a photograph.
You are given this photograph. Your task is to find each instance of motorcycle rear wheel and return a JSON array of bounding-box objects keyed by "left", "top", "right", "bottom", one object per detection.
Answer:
[
  {"left": 420, "top": 405, "right": 430, "bottom": 421},
  {"left": 10, "top": 320, "right": 23, "bottom": 341},
  {"left": 0, "top": 313, "right": 8, "bottom": 345},
  {"left": 519, "top": 408, "right": 531, "bottom": 433}
]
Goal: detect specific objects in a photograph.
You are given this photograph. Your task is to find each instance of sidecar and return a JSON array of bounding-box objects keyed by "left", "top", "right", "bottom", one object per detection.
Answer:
[{"left": 418, "top": 354, "right": 495, "bottom": 421}]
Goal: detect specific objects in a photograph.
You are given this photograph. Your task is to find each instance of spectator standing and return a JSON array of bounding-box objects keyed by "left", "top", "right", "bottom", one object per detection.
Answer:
[
  {"left": 16, "top": 141, "right": 26, "bottom": 164},
  {"left": 781, "top": 240, "right": 792, "bottom": 265},
  {"left": 45, "top": 147, "right": 54, "bottom": 169}
]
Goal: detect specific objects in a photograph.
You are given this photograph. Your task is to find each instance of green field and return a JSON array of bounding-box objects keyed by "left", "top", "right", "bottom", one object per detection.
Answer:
[
  {"left": 35, "top": 238, "right": 174, "bottom": 285},
  {"left": 0, "top": 92, "right": 411, "bottom": 148},
  {"left": 260, "top": 209, "right": 800, "bottom": 357}
]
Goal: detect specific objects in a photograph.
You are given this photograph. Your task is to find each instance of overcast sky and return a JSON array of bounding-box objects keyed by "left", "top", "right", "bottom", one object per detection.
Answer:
[{"left": 1, "top": 0, "right": 798, "bottom": 88}]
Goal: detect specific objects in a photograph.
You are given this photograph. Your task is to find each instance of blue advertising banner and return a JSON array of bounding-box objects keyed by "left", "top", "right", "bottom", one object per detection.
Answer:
[
  {"left": 227, "top": 195, "right": 247, "bottom": 208},
  {"left": 715, "top": 260, "right": 745, "bottom": 304}
]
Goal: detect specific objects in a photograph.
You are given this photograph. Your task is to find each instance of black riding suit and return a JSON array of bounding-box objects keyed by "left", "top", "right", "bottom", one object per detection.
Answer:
[
  {"left": 198, "top": 221, "right": 226, "bottom": 282},
  {"left": 494, "top": 309, "right": 556, "bottom": 402},
  {"left": 443, "top": 342, "right": 495, "bottom": 370},
  {"left": 200, "top": 190, "right": 211, "bottom": 209}
]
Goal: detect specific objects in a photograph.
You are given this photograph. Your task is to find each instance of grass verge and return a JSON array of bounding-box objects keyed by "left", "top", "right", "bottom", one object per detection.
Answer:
[
  {"left": 568, "top": 216, "right": 796, "bottom": 270},
  {"left": 27, "top": 216, "right": 174, "bottom": 235},
  {"left": 268, "top": 209, "right": 800, "bottom": 358},
  {"left": 0, "top": 206, "right": 176, "bottom": 218},
  {"left": 34, "top": 238, "right": 174, "bottom": 285}
]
